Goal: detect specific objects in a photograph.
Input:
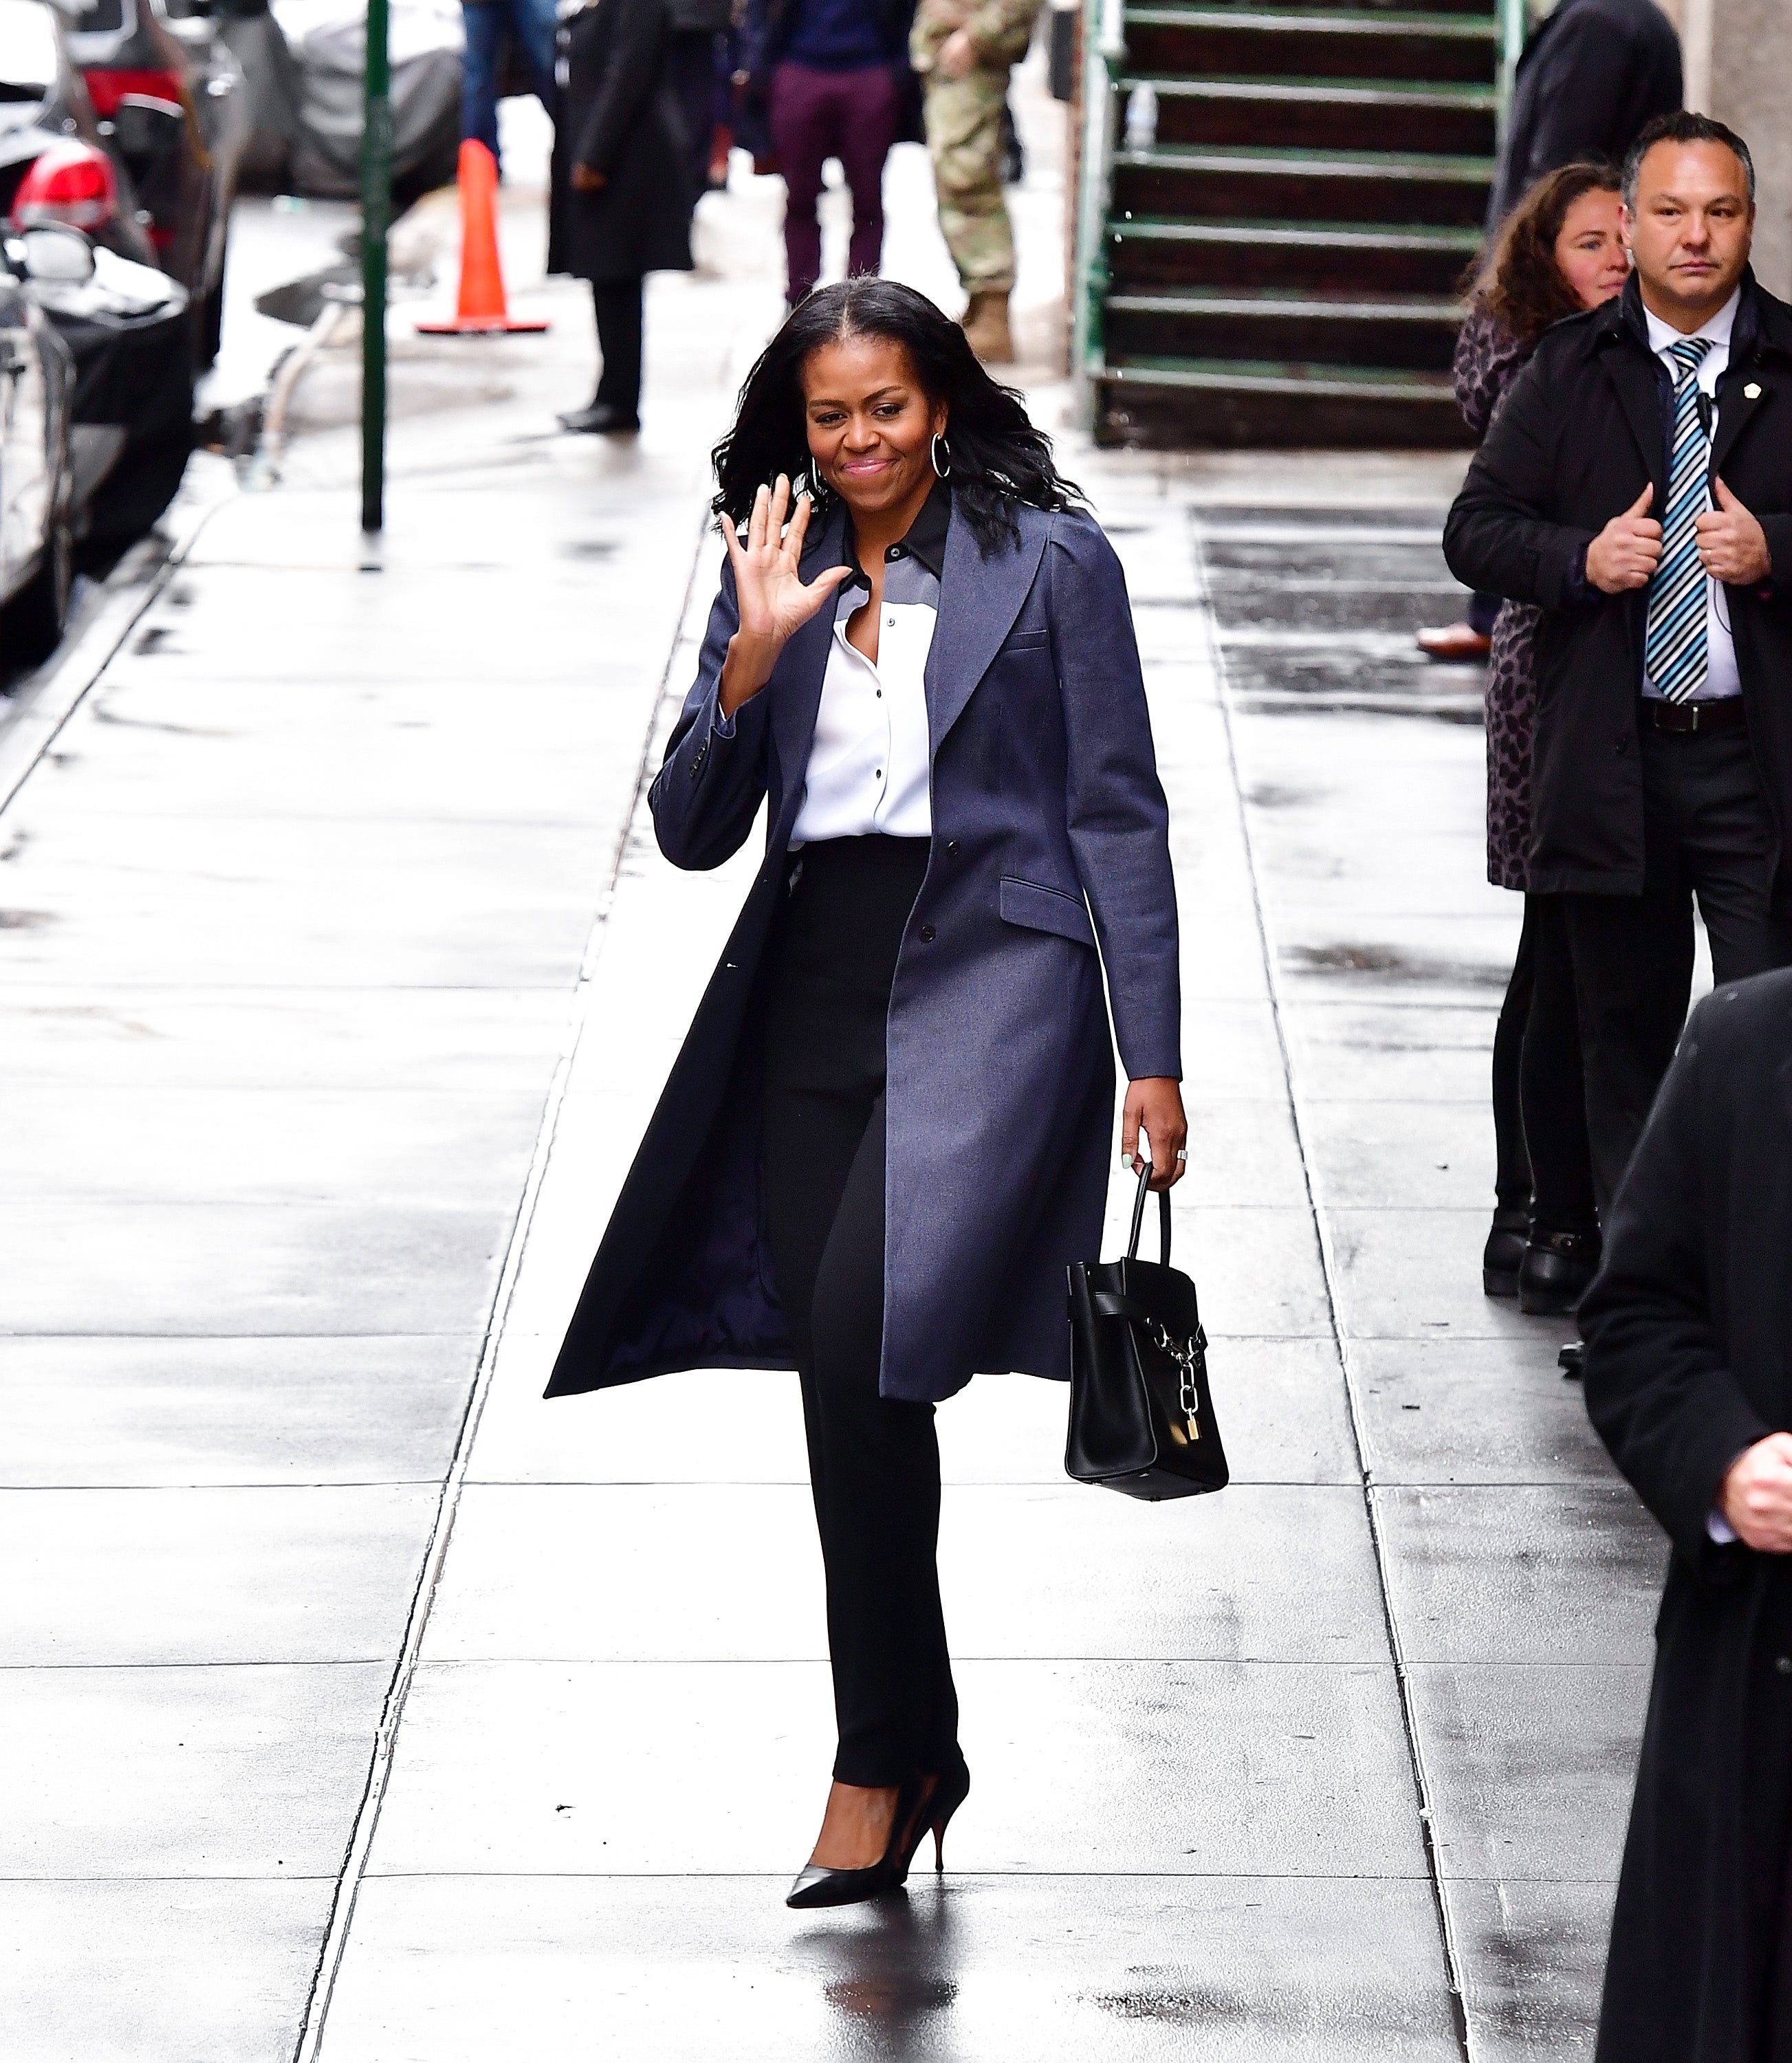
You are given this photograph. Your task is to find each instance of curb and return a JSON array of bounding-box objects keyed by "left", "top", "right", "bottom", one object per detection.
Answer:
[{"left": 0, "top": 479, "right": 232, "bottom": 825}]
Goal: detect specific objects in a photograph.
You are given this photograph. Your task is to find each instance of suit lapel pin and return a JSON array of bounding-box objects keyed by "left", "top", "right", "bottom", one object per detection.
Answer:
[{"left": 1745, "top": 382, "right": 1762, "bottom": 399}]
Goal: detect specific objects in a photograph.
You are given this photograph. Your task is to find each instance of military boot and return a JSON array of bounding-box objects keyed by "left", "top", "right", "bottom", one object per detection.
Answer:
[{"left": 961, "top": 290, "right": 1014, "bottom": 363}]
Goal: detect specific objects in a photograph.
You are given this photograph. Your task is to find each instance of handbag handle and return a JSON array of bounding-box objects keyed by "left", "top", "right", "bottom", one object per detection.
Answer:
[{"left": 1126, "top": 1159, "right": 1172, "bottom": 1266}]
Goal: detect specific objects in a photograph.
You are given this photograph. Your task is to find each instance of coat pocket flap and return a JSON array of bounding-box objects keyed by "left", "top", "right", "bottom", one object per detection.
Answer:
[{"left": 1000, "top": 875, "right": 1097, "bottom": 947}]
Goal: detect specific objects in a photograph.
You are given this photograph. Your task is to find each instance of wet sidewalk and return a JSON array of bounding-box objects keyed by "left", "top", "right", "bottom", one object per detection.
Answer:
[
  {"left": 287, "top": 453, "right": 1648, "bottom": 2063},
  {"left": 0, "top": 76, "right": 1657, "bottom": 2063}
]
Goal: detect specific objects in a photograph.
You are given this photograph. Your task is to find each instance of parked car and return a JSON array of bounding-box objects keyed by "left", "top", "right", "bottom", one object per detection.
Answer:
[
  {"left": 0, "top": 0, "right": 157, "bottom": 269},
  {"left": 0, "top": 2, "right": 201, "bottom": 571},
  {"left": 30, "top": 234, "right": 189, "bottom": 570},
  {"left": 62, "top": 0, "right": 250, "bottom": 364},
  {"left": 0, "top": 223, "right": 81, "bottom": 669}
]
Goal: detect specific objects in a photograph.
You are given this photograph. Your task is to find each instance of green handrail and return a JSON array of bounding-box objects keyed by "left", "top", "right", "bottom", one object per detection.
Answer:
[{"left": 1072, "top": 0, "right": 1125, "bottom": 387}]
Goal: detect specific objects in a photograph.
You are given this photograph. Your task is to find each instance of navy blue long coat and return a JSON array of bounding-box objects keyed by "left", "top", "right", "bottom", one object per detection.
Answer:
[{"left": 546, "top": 496, "right": 1181, "bottom": 1405}]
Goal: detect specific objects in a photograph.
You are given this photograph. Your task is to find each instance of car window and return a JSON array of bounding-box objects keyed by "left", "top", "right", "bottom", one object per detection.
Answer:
[
  {"left": 0, "top": 0, "right": 59, "bottom": 93},
  {"left": 68, "top": 0, "right": 127, "bottom": 31}
]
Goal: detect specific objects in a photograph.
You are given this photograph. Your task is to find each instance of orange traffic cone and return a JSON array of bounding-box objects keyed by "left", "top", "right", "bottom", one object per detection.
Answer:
[{"left": 417, "top": 139, "right": 549, "bottom": 335}]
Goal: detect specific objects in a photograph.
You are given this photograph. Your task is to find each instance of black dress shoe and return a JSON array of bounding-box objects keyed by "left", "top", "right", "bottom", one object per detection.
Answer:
[
  {"left": 1519, "top": 1227, "right": 1602, "bottom": 1316},
  {"left": 1482, "top": 1205, "right": 1529, "bottom": 1298},
  {"left": 1558, "top": 1340, "right": 1586, "bottom": 1381},
  {"left": 556, "top": 403, "right": 639, "bottom": 435},
  {"left": 786, "top": 1773, "right": 924, "bottom": 1910}
]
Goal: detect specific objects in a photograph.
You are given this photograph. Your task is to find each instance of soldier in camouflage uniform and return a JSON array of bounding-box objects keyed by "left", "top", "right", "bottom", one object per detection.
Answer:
[{"left": 910, "top": 0, "right": 1041, "bottom": 361}]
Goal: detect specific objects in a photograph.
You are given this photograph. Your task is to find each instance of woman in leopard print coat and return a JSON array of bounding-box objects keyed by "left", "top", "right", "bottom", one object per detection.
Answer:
[{"left": 1463, "top": 162, "right": 1627, "bottom": 1311}]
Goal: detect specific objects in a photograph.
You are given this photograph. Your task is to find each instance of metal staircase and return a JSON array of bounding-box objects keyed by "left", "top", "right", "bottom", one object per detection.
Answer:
[{"left": 1074, "top": 0, "right": 1522, "bottom": 445}]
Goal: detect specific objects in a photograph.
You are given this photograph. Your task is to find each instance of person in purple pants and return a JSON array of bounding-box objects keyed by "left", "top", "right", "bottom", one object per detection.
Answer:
[{"left": 747, "top": 0, "right": 917, "bottom": 307}]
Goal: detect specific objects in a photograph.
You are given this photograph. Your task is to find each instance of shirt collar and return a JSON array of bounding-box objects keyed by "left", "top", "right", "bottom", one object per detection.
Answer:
[
  {"left": 1643, "top": 285, "right": 1740, "bottom": 360},
  {"left": 841, "top": 479, "right": 951, "bottom": 589}
]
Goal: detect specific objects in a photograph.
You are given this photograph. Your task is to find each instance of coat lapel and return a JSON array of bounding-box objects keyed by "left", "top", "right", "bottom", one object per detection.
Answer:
[
  {"left": 1598, "top": 326, "right": 1669, "bottom": 496},
  {"left": 925, "top": 505, "right": 1048, "bottom": 752}
]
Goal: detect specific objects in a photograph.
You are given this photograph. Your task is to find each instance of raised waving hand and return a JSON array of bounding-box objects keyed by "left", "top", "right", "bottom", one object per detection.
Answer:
[{"left": 719, "top": 474, "right": 850, "bottom": 717}]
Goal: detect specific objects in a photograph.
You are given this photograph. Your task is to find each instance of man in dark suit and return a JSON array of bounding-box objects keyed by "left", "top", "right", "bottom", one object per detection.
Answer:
[
  {"left": 1445, "top": 111, "right": 1792, "bottom": 1220},
  {"left": 1485, "top": 0, "right": 1681, "bottom": 231},
  {"left": 1579, "top": 968, "right": 1792, "bottom": 2061}
]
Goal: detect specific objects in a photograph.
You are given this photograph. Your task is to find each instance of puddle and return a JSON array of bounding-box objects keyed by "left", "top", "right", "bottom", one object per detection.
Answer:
[{"left": 1284, "top": 943, "right": 1505, "bottom": 988}]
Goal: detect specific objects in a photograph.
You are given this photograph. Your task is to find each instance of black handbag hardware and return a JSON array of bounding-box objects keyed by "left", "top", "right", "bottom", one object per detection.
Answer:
[{"left": 1064, "top": 1159, "right": 1227, "bottom": 1500}]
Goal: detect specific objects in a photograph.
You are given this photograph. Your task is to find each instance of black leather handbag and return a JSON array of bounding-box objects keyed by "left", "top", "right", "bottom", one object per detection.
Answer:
[{"left": 1064, "top": 1161, "right": 1227, "bottom": 1500}]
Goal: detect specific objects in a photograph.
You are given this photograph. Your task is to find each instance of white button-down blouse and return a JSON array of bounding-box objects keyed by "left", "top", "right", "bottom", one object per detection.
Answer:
[
  {"left": 789, "top": 567, "right": 936, "bottom": 843},
  {"left": 714, "top": 483, "right": 948, "bottom": 844}
]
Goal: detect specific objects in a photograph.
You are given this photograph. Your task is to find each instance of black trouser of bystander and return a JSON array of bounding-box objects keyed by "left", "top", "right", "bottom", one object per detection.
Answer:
[
  {"left": 1492, "top": 895, "right": 1597, "bottom": 1233},
  {"left": 759, "top": 834, "right": 962, "bottom": 1791},
  {"left": 591, "top": 279, "right": 644, "bottom": 421},
  {"left": 1565, "top": 721, "right": 1792, "bottom": 1218}
]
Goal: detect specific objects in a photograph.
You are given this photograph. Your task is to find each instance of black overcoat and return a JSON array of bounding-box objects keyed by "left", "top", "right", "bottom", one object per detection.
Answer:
[
  {"left": 547, "top": 0, "right": 695, "bottom": 285},
  {"left": 1580, "top": 969, "right": 1792, "bottom": 2062},
  {"left": 547, "top": 498, "right": 1181, "bottom": 1405},
  {"left": 1442, "top": 274, "right": 1792, "bottom": 906},
  {"left": 1485, "top": 0, "right": 1680, "bottom": 230}
]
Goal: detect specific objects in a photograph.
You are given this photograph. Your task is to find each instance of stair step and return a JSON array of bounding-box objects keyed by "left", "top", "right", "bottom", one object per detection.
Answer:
[
  {"left": 1108, "top": 212, "right": 1481, "bottom": 292},
  {"left": 1181, "top": 0, "right": 1492, "bottom": 13},
  {"left": 1126, "top": 72, "right": 1497, "bottom": 153},
  {"left": 1106, "top": 287, "right": 1463, "bottom": 370},
  {"left": 1112, "top": 142, "right": 1493, "bottom": 226},
  {"left": 1093, "top": 356, "right": 1472, "bottom": 448},
  {"left": 1126, "top": 5, "right": 1495, "bottom": 31},
  {"left": 1105, "top": 353, "right": 1456, "bottom": 398},
  {"left": 1110, "top": 287, "right": 1464, "bottom": 319},
  {"left": 1123, "top": 8, "right": 1496, "bottom": 84},
  {"left": 1111, "top": 215, "right": 1483, "bottom": 250}
]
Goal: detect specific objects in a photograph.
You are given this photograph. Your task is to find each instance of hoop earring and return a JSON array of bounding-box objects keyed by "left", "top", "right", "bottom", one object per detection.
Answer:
[{"left": 930, "top": 432, "right": 952, "bottom": 480}]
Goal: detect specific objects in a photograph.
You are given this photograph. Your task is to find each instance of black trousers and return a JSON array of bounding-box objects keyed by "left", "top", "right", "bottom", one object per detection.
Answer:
[
  {"left": 591, "top": 278, "right": 643, "bottom": 419},
  {"left": 1564, "top": 723, "right": 1792, "bottom": 1216},
  {"left": 1491, "top": 893, "right": 1598, "bottom": 1231},
  {"left": 759, "top": 836, "right": 961, "bottom": 1789}
]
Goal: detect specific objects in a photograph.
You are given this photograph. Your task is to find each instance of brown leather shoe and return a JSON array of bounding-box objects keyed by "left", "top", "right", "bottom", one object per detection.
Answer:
[
  {"left": 961, "top": 290, "right": 1014, "bottom": 364},
  {"left": 1417, "top": 622, "right": 1491, "bottom": 661}
]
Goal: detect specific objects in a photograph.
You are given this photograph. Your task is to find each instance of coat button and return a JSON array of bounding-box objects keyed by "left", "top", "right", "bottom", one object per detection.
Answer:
[
  {"left": 918, "top": 923, "right": 936, "bottom": 943},
  {"left": 944, "top": 839, "right": 960, "bottom": 856},
  {"left": 1777, "top": 1657, "right": 1792, "bottom": 1675}
]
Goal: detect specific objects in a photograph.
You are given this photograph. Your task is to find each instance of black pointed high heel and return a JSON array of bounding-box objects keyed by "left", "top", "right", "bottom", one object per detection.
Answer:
[
  {"left": 786, "top": 1773, "right": 924, "bottom": 1910},
  {"left": 895, "top": 1757, "right": 971, "bottom": 1883}
]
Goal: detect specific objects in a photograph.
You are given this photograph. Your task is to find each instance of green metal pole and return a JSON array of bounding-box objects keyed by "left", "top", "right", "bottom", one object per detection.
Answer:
[{"left": 360, "top": 0, "right": 391, "bottom": 536}]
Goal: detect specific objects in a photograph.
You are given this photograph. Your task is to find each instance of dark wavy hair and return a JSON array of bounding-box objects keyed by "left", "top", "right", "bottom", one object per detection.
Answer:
[
  {"left": 1469, "top": 160, "right": 1624, "bottom": 348},
  {"left": 710, "top": 279, "right": 1082, "bottom": 553}
]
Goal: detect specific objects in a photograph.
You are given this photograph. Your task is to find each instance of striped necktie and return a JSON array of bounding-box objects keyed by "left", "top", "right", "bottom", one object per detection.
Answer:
[{"left": 1643, "top": 336, "right": 1716, "bottom": 704}]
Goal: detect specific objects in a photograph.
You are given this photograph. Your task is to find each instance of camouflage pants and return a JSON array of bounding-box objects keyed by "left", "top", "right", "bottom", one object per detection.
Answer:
[{"left": 924, "top": 68, "right": 1014, "bottom": 294}]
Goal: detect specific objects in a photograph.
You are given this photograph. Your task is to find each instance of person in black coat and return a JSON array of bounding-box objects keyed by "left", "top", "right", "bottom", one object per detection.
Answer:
[
  {"left": 548, "top": 0, "right": 696, "bottom": 434},
  {"left": 1443, "top": 113, "right": 1792, "bottom": 1221},
  {"left": 1485, "top": 0, "right": 1680, "bottom": 231},
  {"left": 1580, "top": 967, "right": 1792, "bottom": 2062}
]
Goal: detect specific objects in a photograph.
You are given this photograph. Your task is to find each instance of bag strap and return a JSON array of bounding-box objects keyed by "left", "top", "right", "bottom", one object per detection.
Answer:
[{"left": 1125, "top": 1159, "right": 1172, "bottom": 1266}]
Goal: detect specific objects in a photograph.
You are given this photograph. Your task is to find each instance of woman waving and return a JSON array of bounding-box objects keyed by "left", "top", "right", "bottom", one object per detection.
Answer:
[{"left": 547, "top": 279, "right": 1184, "bottom": 1908}]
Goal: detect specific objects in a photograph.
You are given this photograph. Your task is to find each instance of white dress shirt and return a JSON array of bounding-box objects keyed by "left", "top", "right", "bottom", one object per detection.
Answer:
[
  {"left": 1641, "top": 287, "right": 1742, "bottom": 703},
  {"left": 789, "top": 576, "right": 935, "bottom": 843}
]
